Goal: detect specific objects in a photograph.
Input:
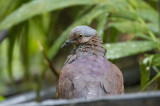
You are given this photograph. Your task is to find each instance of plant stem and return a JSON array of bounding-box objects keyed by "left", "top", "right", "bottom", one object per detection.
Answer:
[
  {"left": 141, "top": 73, "right": 160, "bottom": 92},
  {"left": 37, "top": 40, "right": 59, "bottom": 78}
]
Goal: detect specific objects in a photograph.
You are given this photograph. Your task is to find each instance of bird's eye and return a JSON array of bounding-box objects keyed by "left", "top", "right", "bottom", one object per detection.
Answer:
[{"left": 79, "top": 34, "right": 83, "bottom": 38}]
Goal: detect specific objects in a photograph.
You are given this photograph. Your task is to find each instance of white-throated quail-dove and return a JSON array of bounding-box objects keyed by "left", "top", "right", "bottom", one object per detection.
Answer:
[{"left": 56, "top": 25, "right": 124, "bottom": 99}]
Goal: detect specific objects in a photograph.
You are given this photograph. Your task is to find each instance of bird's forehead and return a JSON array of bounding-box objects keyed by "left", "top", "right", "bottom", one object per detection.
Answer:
[{"left": 69, "top": 26, "right": 97, "bottom": 37}]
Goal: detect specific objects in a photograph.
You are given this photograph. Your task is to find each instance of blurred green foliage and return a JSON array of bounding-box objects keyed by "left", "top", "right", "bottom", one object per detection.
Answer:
[
  {"left": 0, "top": 96, "right": 5, "bottom": 102},
  {"left": 0, "top": 0, "right": 159, "bottom": 98}
]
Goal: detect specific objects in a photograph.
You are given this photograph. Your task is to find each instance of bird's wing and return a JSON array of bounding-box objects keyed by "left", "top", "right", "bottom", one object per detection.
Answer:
[
  {"left": 57, "top": 63, "right": 87, "bottom": 99},
  {"left": 98, "top": 62, "right": 124, "bottom": 95},
  {"left": 57, "top": 57, "right": 124, "bottom": 99},
  {"left": 106, "top": 63, "right": 124, "bottom": 94}
]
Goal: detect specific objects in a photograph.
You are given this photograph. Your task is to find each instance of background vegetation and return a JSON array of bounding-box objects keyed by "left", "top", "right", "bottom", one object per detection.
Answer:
[{"left": 0, "top": 0, "right": 159, "bottom": 102}]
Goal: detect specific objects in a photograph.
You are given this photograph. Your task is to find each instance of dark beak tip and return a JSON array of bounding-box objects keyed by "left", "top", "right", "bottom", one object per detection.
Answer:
[
  {"left": 61, "top": 43, "right": 66, "bottom": 49},
  {"left": 61, "top": 42, "right": 70, "bottom": 49}
]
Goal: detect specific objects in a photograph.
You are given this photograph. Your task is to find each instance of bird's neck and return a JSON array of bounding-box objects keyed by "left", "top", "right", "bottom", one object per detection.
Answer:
[{"left": 76, "top": 34, "right": 106, "bottom": 57}]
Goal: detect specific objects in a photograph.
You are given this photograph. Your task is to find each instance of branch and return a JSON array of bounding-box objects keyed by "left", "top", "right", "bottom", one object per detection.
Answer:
[{"left": 37, "top": 40, "right": 59, "bottom": 78}]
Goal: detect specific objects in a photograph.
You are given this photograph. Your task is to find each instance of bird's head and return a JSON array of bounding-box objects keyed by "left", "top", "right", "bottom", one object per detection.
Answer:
[{"left": 61, "top": 25, "right": 97, "bottom": 48}]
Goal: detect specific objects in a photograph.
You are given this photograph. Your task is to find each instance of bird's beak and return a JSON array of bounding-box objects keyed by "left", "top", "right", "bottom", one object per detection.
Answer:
[{"left": 61, "top": 40, "right": 71, "bottom": 49}]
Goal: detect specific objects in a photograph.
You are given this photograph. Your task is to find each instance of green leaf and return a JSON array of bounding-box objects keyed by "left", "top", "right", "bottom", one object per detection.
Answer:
[
  {"left": 8, "top": 32, "right": 16, "bottom": 82},
  {"left": 135, "top": 1, "right": 159, "bottom": 35},
  {"left": 104, "top": 41, "right": 156, "bottom": 59},
  {"left": 7, "top": 24, "right": 23, "bottom": 82},
  {"left": 96, "top": 13, "right": 108, "bottom": 40},
  {"left": 148, "top": 23, "right": 159, "bottom": 34},
  {"left": 105, "top": 0, "right": 138, "bottom": 20},
  {"left": 135, "top": 33, "right": 151, "bottom": 40},
  {"left": 108, "top": 19, "right": 149, "bottom": 34},
  {"left": 0, "top": 96, "right": 5, "bottom": 102},
  {"left": 136, "top": 0, "right": 158, "bottom": 24},
  {"left": 140, "top": 54, "right": 155, "bottom": 91},
  {"left": 109, "top": 6, "right": 138, "bottom": 20},
  {"left": 143, "top": 54, "right": 160, "bottom": 67},
  {"left": 140, "top": 61, "right": 150, "bottom": 91},
  {"left": 141, "top": 73, "right": 160, "bottom": 91},
  {"left": 0, "top": 0, "right": 14, "bottom": 20},
  {"left": 28, "top": 16, "right": 48, "bottom": 51},
  {"left": 48, "top": 6, "right": 106, "bottom": 58},
  {"left": 152, "top": 54, "right": 160, "bottom": 67},
  {"left": 20, "top": 23, "right": 31, "bottom": 82},
  {"left": 0, "top": 0, "right": 107, "bottom": 31}
]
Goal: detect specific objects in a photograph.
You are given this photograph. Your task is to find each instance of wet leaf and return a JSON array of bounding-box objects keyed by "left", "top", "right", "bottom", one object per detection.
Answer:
[
  {"left": 104, "top": 41, "right": 156, "bottom": 59},
  {"left": 136, "top": 0, "right": 158, "bottom": 24},
  {"left": 108, "top": 19, "right": 149, "bottom": 34},
  {"left": 148, "top": 23, "right": 159, "bottom": 34},
  {"left": 0, "top": 0, "right": 108, "bottom": 31},
  {"left": 109, "top": 6, "right": 138, "bottom": 20}
]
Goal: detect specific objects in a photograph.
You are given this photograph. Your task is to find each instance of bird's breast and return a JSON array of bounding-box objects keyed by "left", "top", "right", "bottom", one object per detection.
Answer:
[{"left": 64, "top": 55, "right": 110, "bottom": 80}]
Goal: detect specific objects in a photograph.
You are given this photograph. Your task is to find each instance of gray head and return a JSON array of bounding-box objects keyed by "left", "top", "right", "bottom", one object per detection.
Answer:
[{"left": 61, "top": 25, "right": 97, "bottom": 48}]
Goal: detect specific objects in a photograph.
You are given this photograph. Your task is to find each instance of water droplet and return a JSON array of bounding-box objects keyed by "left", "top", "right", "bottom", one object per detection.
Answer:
[
  {"left": 106, "top": 44, "right": 111, "bottom": 47},
  {"left": 131, "top": 45, "right": 136, "bottom": 47},
  {"left": 115, "top": 55, "right": 119, "bottom": 58},
  {"left": 110, "top": 50, "right": 114, "bottom": 53},
  {"left": 146, "top": 66, "right": 150, "bottom": 71}
]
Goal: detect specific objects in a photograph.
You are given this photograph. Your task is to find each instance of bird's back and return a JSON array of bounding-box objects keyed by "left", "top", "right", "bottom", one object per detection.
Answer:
[{"left": 57, "top": 55, "right": 124, "bottom": 99}]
